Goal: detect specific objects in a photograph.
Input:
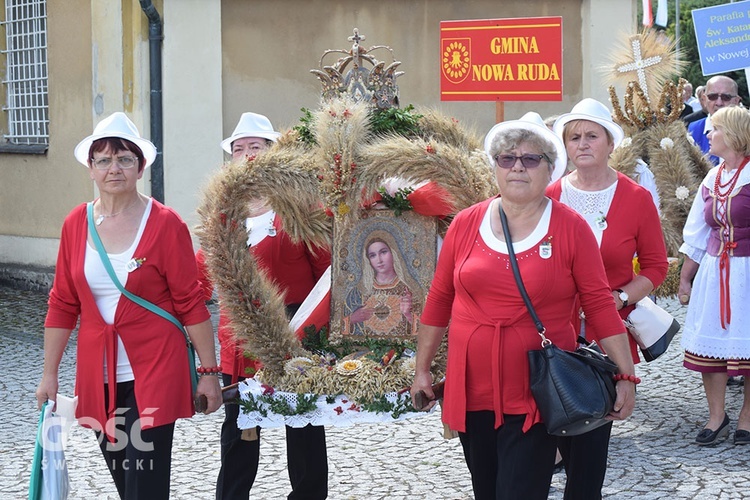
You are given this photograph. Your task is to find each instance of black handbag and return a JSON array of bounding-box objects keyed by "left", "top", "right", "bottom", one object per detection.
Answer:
[{"left": 499, "top": 205, "right": 618, "bottom": 437}]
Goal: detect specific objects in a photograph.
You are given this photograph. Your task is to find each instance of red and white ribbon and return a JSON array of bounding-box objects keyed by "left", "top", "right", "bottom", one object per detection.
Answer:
[{"left": 290, "top": 266, "right": 332, "bottom": 339}]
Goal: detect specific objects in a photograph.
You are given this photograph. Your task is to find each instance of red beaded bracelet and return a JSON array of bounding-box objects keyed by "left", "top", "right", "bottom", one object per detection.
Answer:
[
  {"left": 197, "top": 365, "right": 223, "bottom": 375},
  {"left": 613, "top": 373, "right": 641, "bottom": 385}
]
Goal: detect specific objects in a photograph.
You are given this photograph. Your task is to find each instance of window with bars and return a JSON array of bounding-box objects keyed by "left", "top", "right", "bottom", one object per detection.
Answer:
[{"left": 0, "top": 0, "right": 48, "bottom": 151}]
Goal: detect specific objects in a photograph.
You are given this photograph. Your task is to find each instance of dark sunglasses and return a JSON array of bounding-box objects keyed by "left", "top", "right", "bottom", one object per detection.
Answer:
[
  {"left": 494, "top": 153, "right": 550, "bottom": 169},
  {"left": 706, "top": 93, "right": 737, "bottom": 102}
]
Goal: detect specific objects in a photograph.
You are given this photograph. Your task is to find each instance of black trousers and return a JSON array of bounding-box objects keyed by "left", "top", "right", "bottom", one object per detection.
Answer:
[
  {"left": 216, "top": 374, "right": 328, "bottom": 500},
  {"left": 216, "top": 373, "right": 260, "bottom": 500},
  {"left": 459, "top": 411, "right": 556, "bottom": 500},
  {"left": 557, "top": 421, "right": 612, "bottom": 500},
  {"left": 285, "top": 424, "right": 328, "bottom": 499},
  {"left": 98, "top": 381, "right": 175, "bottom": 500}
]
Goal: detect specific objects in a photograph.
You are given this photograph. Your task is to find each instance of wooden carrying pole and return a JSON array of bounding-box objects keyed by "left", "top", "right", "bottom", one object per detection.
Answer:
[{"left": 496, "top": 101, "right": 505, "bottom": 124}]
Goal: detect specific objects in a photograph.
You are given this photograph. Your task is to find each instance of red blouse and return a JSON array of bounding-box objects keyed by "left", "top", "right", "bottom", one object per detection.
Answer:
[
  {"left": 45, "top": 201, "right": 210, "bottom": 434},
  {"left": 547, "top": 172, "right": 668, "bottom": 362},
  {"left": 421, "top": 197, "right": 624, "bottom": 433}
]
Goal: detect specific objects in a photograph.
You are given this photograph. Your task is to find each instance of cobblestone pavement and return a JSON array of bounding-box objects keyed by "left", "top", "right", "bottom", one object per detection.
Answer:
[{"left": 1, "top": 283, "right": 749, "bottom": 499}]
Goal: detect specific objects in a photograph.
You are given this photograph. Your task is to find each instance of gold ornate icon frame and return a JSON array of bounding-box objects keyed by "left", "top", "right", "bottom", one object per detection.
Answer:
[{"left": 330, "top": 209, "right": 437, "bottom": 342}]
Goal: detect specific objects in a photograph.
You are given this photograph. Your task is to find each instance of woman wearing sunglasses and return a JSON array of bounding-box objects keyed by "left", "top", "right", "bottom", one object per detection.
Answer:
[
  {"left": 411, "top": 112, "right": 637, "bottom": 499},
  {"left": 546, "top": 98, "right": 668, "bottom": 499}
]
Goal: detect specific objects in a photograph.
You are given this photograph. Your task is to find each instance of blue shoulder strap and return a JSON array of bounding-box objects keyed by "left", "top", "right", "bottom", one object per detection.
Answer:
[{"left": 86, "top": 202, "right": 198, "bottom": 391}]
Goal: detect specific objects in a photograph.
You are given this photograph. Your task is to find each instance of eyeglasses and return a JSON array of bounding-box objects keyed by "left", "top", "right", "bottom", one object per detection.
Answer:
[
  {"left": 706, "top": 93, "right": 737, "bottom": 102},
  {"left": 91, "top": 155, "right": 139, "bottom": 170},
  {"left": 494, "top": 153, "right": 550, "bottom": 169}
]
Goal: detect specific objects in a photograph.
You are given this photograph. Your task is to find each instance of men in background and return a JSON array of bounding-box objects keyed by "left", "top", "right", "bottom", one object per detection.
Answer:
[
  {"left": 687, "top": 75, "right": 741, "bottom": 165},
  {"left": 679, "top": 82, "right": 697, "bottom": 120},
  {"left": 683, "top": 85, "right": 708, "bottom": 125},
  {"left": 685, "top": 83, "right": 701, "bottom": 113}
]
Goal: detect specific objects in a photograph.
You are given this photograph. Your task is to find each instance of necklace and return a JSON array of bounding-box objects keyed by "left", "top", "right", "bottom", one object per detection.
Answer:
[
  {"left": 713, "top": 157, "right": 749, "bottom": 202},
  {"left": 95, "top": 197, "right": 141, "bottom": 225}
]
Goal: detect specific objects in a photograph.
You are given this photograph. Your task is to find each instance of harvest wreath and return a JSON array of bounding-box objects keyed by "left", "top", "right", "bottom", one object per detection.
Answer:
[
  {"left": 604, "top": 29, "right": 712, "bottom": 297},
  {"left": 195, "top": 31, "right": 495, "bottom": 426}
]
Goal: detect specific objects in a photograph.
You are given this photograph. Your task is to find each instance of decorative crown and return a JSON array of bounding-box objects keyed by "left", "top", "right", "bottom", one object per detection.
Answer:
[
  {"left": 604, "top": 29, "right": 687, "bottom": 132},
  {"left": 311, "top": 28, "right": 404, "bottom": 109}
]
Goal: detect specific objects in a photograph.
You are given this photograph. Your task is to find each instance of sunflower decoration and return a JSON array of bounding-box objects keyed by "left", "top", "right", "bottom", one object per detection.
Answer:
[
  {"left": 603, "top": 29, "right": 712, "bottom": 296},
  {"left": 196, "top": 29, "right": 494, "bottom": 425}
]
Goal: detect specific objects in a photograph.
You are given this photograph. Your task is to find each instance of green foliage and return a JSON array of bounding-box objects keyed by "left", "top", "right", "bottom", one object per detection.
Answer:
[
  {"left": 301, "top": 324, "right": 330, "bottom": 353},
  {"left": 293, "top": 108, "right": 317, "bottom": 146},
  {"left": 239, "top": 392, "right": 320, "bottom": 418},
  {"left": 640, "top": 0, "right": 747, "bottom": 103},
  {"left": 377, "top": 186, "right": 415, "bottom": 216},
  {"left": 361, "top": 393, "right": 416, "bottom": 418},
  {"left": 300, "top": 324, "right": 416, "bottom": 363},
  {"left": 293, "top": 104, "right": 424, "bottom": 146},
  {"left": 369, "top": 104, "right": 423, "bottom": 137},
  {"left": 238, "top": 392, "right": 269, "bottom": 418},
  {"left": 239, "top": 390, "right": 418, "bottom": 419}
]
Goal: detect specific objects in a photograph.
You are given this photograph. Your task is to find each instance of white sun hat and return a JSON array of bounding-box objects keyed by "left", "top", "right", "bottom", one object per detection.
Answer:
[
  {"left": 74, "top": 112, "right": 157, "bottom": 168},
  {"left": 553, "top": 98, "right": 625, "bottom": 148},
  {"left": 484, "top": 111, "right": 568, "bottom": 183},
  {"left": 221, "top": 112, "right": 282, "bottom": 154}
]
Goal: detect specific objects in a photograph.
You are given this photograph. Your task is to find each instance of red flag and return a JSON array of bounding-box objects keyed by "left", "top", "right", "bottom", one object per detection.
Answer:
[{"left": 642, "top": 0, "right": 653, "bottom": 27}]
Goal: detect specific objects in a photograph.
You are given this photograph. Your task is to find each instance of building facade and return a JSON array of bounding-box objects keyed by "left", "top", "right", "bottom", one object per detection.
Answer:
[{"left": 0, "top": 0, "right": 637, "bottom": 270}]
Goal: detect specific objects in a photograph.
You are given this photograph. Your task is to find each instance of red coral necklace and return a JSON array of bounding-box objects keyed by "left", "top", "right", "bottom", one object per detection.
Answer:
[{"left": 713, "top": 157, "right": 750, "bottom": 201}]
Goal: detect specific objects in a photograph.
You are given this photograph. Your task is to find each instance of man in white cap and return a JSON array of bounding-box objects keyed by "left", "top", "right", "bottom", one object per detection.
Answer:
[{"left": 199, "top": 112, "right": 330, "bottom": 500}]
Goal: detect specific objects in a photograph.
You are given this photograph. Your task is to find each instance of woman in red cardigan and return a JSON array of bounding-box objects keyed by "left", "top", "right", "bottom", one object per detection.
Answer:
[
  {"left": 411, "top": 112, "right": 637, "bottom": 500},
  {"left": 548, "top": 98, "right": 668, "bottom": 500},
  {"left": 35, "top": 113, "right": 221, "bottom": 500}
]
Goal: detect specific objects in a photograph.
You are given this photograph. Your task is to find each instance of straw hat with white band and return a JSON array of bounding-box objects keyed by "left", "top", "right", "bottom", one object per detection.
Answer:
[
  {"left": 484, "top": 111, "right": 568, "bottom": 184},
  {"left": 74, "top": 112, "right": 157, "bottom": 168},
  {"left": 221, "top": 112, "right": 282, "bottom": 154}
]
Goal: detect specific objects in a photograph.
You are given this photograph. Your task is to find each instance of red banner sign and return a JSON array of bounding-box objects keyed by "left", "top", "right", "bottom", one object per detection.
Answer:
[{"left": 440, "top": 17, "right": 563, "bottom": 101}]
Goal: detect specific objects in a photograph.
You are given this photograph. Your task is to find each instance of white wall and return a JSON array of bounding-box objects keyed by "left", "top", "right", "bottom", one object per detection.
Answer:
[
  {"left": 581, "top": 0, "right": 638, "bottom": 104},
  {"left": 162, "top": 0, "right": 224, "bottom": 238}
]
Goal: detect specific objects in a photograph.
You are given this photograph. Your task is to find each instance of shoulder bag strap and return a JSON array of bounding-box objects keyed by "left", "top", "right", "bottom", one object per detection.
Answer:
[
  {"left": 498, "top": 203, "right": 546, "bottom": 335},
  {"left": 87, "top": 202, "right": 198, "bottom": 393},
  {"left": 86, "top": 202, "right": 191, "bottom": 340}
]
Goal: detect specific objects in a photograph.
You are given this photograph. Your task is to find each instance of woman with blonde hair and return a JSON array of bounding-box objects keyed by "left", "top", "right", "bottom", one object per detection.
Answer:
[{"left": 680, "top": 105, "right": 750, "bottom": 446}]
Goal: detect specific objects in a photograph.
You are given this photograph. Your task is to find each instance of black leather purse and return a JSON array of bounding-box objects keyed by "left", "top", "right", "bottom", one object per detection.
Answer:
[{"left": 499, "top": 205, "right": 618, "bottom": 436}]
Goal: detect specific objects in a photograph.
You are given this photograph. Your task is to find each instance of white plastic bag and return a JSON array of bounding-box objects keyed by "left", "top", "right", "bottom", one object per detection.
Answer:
[{"left": 29, "top": 400, "right": 70, "bottom": 500}]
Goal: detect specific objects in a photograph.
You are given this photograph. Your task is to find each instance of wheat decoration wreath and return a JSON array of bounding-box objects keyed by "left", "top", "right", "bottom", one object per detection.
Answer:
[
  {"left": 195, "top": 30, "right": 495, "bottom": 426},
  {"left": 604, "top": 29, "right": 712, "bottom": 297}
]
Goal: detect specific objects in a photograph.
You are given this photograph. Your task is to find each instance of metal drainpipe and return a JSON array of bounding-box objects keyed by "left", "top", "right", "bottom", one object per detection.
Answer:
[{"left": 139, "top": 0, "right": 164, "bottom": 203}]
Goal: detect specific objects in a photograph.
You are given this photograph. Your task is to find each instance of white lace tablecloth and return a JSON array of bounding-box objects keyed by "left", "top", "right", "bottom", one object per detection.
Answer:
[{"left": 236, "top": 378, "right": 434, "bottom": 429}]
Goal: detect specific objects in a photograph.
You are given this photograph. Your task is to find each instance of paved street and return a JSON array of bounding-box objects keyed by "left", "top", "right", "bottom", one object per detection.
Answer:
[{"left": 1, "top": 283, "right": 749, "bottom": 499}]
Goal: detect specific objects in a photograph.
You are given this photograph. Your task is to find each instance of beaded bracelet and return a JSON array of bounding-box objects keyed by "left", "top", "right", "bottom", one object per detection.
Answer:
[
  {"left": 613, "top": 373, "right": 641, "bottom": 385},
  {"left": 197, "top": 365, "right": 223, "bottom": 375}
]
